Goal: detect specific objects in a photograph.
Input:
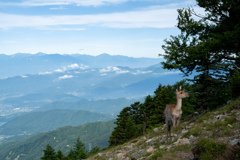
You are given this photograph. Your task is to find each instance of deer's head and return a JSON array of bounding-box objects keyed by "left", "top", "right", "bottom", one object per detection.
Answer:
[{"left": 176, "top": 86, "right": 189, "bottom": 99}]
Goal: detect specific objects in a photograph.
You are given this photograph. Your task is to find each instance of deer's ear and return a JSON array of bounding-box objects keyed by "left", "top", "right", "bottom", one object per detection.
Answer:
[
  {"left": 176, "top": 89, "right": 178, "bottom": 93},
  {"left": 179, "top": 86, "right": 182, "bottom": 90}
]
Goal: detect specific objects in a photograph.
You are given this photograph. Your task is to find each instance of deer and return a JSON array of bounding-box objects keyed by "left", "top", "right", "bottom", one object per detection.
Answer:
[{"left": 164, "top": 86, "right": 189, "bottom": 143}]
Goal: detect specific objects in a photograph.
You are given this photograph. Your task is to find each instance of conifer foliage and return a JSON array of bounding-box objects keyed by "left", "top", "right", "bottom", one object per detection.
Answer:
[
  {"left": 41, "top": 138, "right": 93, "bottom": 160},
  {"left": 41, "top": 144, "right": 56, "bottom": 160},
  {"left": 109, "top": 80, "right": 195, "bottom": 146},
  {"left": 161, "top": 0, "right": 240, "bottom": 109},
  {"left": 68, "top": 138, "right": 87, "bottom": 160}
]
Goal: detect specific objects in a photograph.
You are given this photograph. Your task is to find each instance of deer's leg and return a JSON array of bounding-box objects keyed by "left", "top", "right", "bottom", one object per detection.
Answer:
[
  {"left": 169, "top": 125, "right": 171, "bottom": 142},
  {"left": 177, "top": 117, "right": 181, "bottom": 138},
  {"left": 166, "top": 121, "right": 168, "bottom": 143},
  {"left": 172, "top": 118, "right": 175, "bottom": 140},
  {"left": 166, "top": 120, "right": 171, "bottom": 143}
]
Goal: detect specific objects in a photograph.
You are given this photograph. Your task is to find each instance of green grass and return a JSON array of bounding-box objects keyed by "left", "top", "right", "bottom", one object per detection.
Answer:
[
  {"left": 169, "top": 144, "right": 192, "bottom": 153},
  {"left": 222, "top": 128, "right": 231, "bottom": 136},
  {"left": 201, "top": 116, "right": 237, "bottom": 138},
  {"left": 196, "top": 112, "right": 213, "bottom": 123},
  {"left": 220, "top": 99, "right": 240, "bottom": 113},
  {"left": 148, "top": 149, "right": 164, "bottom": 159},
  {"left": 197, "top": 138, "right": 226, "bottom": 160},
  {"left": 225, "top": 116, "right": 237, "bottom": 125},
  {"left": 183, "top": 126, "right": 202, "bottom": 138}
]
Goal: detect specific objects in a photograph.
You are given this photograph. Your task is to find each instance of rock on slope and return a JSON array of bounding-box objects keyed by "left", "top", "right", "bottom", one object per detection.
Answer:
[{"left": 87, "top": 99, "right": 240, "bottom": 160}]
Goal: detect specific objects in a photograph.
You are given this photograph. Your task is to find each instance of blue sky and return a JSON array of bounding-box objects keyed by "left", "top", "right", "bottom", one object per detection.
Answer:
[{"left": 0, "top": 0, "right": 202, "bottom": 58}]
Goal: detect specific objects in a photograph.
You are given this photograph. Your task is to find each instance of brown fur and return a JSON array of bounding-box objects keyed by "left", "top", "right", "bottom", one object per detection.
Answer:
[{"left": 171, "top": 103, "right": 177, "bottom": 110}]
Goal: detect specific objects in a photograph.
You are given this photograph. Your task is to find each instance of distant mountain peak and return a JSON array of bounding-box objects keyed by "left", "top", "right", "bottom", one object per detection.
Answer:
[
  {"left": 35, "top": 52, "right": 46, "bottom": 56},
  {"left": 97, "top": 53, "right": 112, "bottom": 57}
]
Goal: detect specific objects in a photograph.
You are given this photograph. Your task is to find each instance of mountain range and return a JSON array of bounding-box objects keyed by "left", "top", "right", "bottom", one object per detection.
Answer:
[
  {"left": 0, "top": 53, "right": 193, "bottom": 157},
  {"left": 0, "top": 53, "right": 160, "bottom": 78},
  {"left": 0, "top": 53, "right": 188, "bottom": 117}
]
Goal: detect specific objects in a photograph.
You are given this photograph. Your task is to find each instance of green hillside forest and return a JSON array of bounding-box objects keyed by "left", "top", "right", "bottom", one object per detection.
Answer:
[
  {"left": 0, "top": 120, "right": 115, "bottom": 160},
  {"left": 0, "top": 109, "right": 114, "bottom": 135}
]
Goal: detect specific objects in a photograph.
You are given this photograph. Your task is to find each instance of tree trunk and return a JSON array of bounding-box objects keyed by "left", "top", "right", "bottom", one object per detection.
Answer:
[{"left": 143, "top": 111, "right": 147, "bottom": 135}]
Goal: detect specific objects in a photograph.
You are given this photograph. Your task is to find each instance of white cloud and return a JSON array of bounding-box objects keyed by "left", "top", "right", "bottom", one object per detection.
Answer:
[
  {"left": 41, "top": 26, "right": 85, "bottom": 31},
  {"left": 116, "top": 70, "right": 130, "bottom": 74},
  {"left": 100, "top": 73, "right": 107, "bottom": 76},
  {"left": 112, "top": 67, "right": 121, "bottom": 71},
  {"left": 21, "top": 75, "right": 28, "bottom": 78},
  {"left": 50, "top": 6, "right": 67, "bottom": 10},
  {"left": 154, "top": 70, "right": 181, "bottom": 75},
  {"left": 0, "top": 1, "right": 203, "bottom": 30},
  {"left": 54, "top": 69, "right": 64, "bottom": 73},
  {"left": 0, "top": 0, "right": 129, "bottom": 7},
  {"left": 54, "top": 63, "right": 88, "bottom": 73},
  {"left": 132, "top": 70, "right": 152, "bottom": 75},
  {"left": 66, "top": 63, "right": 88, "bottom": 69},
  {"left": 39, "top": 71, "right": 52, "bottom": 75},
  {"left": 100, "top": 66, "right": 130, "bottom": 74},
  {"left": 68, "top": 63, "right": 79, "bottom": 69},
  {"left": 163, "top": 71, "right": 181, "bottom": 75},
  {"left": 0, "top": 6, "right": 179, "bottom": 29},
  {"left": 99, "top": 66, "right": 112, "bottom": 73},
  {"left": 79, "top": 64, "right": 89, "bottom": 70},
  {"left": 58, "top": 74, "right": 74, "bottom": 79}
]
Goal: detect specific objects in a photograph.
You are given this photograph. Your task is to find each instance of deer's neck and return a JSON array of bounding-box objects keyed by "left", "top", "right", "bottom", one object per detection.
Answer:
[{"left": 175, "top": 97, "right": 182, "bottom": 110}]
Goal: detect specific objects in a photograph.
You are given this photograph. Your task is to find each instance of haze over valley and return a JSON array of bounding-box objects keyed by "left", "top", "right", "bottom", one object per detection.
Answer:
[
  {"left": 0, "top": 53, "right": 192, "bottom": 159},
  {"left": 0, "top": 53, "right": 187, "bottom": 117}
]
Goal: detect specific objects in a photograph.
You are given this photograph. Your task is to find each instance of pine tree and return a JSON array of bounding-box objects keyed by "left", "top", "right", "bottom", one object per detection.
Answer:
[
  {"left": 161, "top": 0, "right": 240, "bottom": 109},
  {"left": 41, "top": 144, "right": 56, "bottom": 160},
  {"left": 230, "top": 70, "right": 240, "bottom": 99},
  {"left": 67, "top": 149, "right": 75, "bottom": 160},
  {"left": 149, "top": 84, "right": 175, "bottom": 126},
  {"left": 67, "top": 138, "right": 87, "bottom": 160},
  {"left": 109, "top": 105, "right": 144, "bottom": 145},
  {"left": 129, "top": 102, "right": 143, "bottom": 125},
  {"left": 109, "top": 107, "right": 132, "bottom": 145},
  {"left": 88, "top": 146, "right": 100, "bottom": 156},
  {"left": 73, "top": 138, "right": 87, "bottom": 160},
  {"left": 56, "top": 150, "right": 65, "bottom": 160}
]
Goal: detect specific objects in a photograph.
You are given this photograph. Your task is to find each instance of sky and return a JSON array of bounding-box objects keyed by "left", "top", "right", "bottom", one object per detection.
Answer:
[{"left": 0, "top": 0, "right": 202, "bottom": 58}]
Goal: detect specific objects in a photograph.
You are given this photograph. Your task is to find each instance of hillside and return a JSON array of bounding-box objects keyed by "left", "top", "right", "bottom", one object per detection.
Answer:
[
  {"left": 88, "top": 98, "right": 240, "bottom": 160},
  {"left": 0, "top": 120, "right": 115, "bottom": 160},
  {"left": 0, "top": 109, "right": 114, "bottom": 135}
]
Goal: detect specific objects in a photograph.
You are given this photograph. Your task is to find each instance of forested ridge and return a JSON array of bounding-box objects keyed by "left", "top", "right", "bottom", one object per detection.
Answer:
[{"left": 0, "top": 120, "right": 115, "bottom": 160}]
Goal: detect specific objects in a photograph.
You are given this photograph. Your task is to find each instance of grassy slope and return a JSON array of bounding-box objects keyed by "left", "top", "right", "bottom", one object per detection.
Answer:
[{"left": 88, "top": 98, "right": 240, "bottom": 160}]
